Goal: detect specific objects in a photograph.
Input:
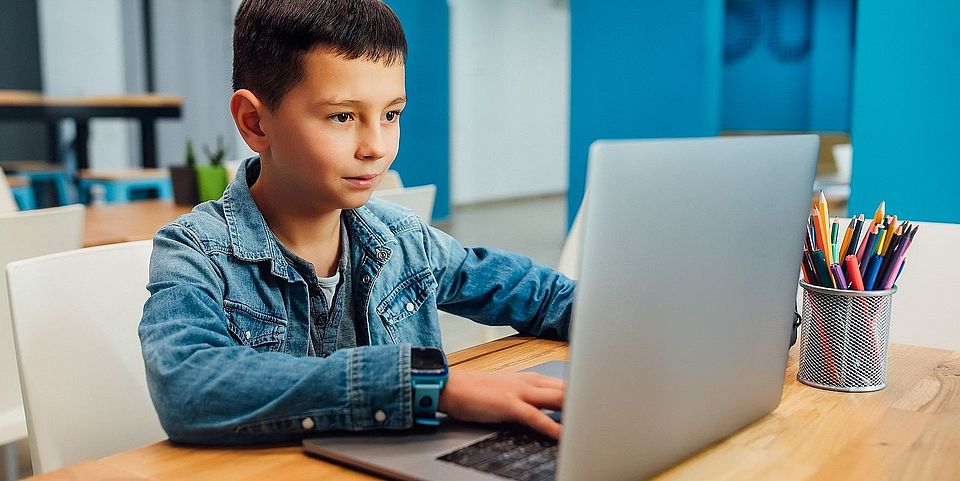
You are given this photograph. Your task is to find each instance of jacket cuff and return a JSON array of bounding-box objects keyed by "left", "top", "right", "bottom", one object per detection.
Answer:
[{"left": 348, "top": 343, "right": 413, "bottom": 429}]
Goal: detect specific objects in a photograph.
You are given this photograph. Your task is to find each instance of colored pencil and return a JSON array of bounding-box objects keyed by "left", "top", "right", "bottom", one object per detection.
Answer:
[
  {"left": 838, "top": 217, "right": 855, "bottom": 269},
  {"left": 859, "top": 224, "right": 880, "bottom": 275}
]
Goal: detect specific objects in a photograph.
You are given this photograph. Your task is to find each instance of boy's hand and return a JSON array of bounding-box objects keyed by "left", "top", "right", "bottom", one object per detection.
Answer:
[{"left": 437, "top": 370, "right": 564, "bottom": 439}]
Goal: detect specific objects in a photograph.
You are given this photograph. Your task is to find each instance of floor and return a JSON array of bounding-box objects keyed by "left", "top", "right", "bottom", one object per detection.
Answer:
[{"left": 0, "top": 193, "right": 570, "bottom": 480}]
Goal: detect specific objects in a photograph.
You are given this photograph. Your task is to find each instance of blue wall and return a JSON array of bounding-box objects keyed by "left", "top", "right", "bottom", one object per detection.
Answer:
[
  {"left": 848, "top": 2, "right": 960, "bottom": 223},
  {"left": 721, "top": 0, "right": 854, "bottom": 131},
  {"left": 385, "top": 0, "right": 450, "bottom": 220},
  {"left": 568, "top": 0, "right": 724, "bottom": 223}
]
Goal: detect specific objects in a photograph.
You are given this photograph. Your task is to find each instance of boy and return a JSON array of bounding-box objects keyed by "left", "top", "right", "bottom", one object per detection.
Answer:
[{"left": 140, "top": 0, "right": 575, "bottom": 445}]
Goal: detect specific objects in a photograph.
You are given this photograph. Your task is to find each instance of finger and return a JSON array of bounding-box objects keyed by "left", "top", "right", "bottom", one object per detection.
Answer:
[
  {"left": 530, "top": 374, "right": 565, "bottom": 390},
  {"left": 514, "top": 403, "right": 563, "bottom": 440},
  {"left": 520, "top": 387, "right": 564, "bottom": 411}
]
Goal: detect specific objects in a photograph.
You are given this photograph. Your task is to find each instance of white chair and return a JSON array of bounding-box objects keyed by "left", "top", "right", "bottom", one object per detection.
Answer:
[
  {"left": 797, "top": 218, "right": 960, "bottom": 351},
  {"left": 557, "top": 193, "right": 587, "bottom": 280},
  {"left": 5, "top": 240, "right": 165, "bottom": 474},
  {"left": 884, "top": 221, "right": 960, "bottom": 350},
  {"left": 813, "top": 144, "right": 852, "bottom": 209},
  {"left": 376, "top": 170, "right": 404, "bottom": 191},
  {"left": 0, "top": 204, "right": 84, "bottom": 478},
  {"left": 373, "top": 184, "right": 437, "bottom": 224},
  {"left": 0, "top": 168, "right": 19, "bottom": 213}
]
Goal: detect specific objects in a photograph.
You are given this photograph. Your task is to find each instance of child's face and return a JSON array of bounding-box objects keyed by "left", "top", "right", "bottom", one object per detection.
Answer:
[{"left": 260, "top": 49, "right": 406, "bottom": 210}]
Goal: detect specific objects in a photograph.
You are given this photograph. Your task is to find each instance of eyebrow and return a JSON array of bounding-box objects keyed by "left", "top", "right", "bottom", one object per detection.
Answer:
[{"left": 313, "top": 96, "right": 407, "bottom": 108}]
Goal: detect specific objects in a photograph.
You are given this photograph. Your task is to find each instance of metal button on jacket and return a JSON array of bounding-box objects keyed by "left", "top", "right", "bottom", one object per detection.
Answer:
[{"left": 301, "top": 417, "right": 315, "bottom": 430}]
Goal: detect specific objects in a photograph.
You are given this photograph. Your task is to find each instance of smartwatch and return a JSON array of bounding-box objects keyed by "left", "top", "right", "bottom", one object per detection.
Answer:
[{"left": 410, "top": 347, "right": 448, "bottom": 426}]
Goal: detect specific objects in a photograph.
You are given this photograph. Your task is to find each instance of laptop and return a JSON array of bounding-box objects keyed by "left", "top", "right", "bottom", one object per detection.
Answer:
[{"left": 303, "top": 135, "right": 819, "bottom": 481}]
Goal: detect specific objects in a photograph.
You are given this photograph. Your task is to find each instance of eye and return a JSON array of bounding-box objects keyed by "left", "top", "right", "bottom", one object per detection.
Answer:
[
  {"left": 330, "top": 113, "right": 352, "bottom": 123},
  {"left": 384, "top": 110, "right": 403, "bottom": 122}
]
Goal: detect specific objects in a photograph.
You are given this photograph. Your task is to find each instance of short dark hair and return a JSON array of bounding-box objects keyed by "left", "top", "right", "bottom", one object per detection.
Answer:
[{"left": 233, "top": 0, "right": 407, "bottom": 110}]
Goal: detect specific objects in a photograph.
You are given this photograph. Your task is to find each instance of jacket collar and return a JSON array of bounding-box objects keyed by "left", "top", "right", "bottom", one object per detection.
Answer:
[{"left": 221, "top": 157, "right": 397, "bottom": 281}]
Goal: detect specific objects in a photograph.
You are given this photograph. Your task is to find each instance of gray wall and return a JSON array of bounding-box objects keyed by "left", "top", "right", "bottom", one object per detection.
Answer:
[
  {"left": 151, "top": 0, "right": 244, "bottom": 166},
  {"left": 0, "top": 0, "right": 47, "bottom": 162}
]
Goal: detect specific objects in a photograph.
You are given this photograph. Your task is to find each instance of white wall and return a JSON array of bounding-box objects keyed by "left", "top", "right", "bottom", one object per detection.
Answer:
[
  {"left": 37, "top": 0, "right": 132, "bottom": 170},
  {"left": 449, "top": 0, "right": 569, "bottom": 204}
]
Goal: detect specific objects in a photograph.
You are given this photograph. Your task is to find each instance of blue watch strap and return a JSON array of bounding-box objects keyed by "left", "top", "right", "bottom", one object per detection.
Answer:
[{"left": 412, "top": 378, "right": 445, "bottom": 426}]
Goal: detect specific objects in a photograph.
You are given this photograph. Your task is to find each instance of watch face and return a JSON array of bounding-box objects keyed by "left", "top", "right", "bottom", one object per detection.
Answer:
[{"left": 411, "top": 347, "right": 447, "bottom": 372}]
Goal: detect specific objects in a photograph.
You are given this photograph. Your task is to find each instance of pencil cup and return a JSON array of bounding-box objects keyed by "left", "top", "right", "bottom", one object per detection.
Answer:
[{"left": 797, "top": 281, "right": 896, "bottom": 392}]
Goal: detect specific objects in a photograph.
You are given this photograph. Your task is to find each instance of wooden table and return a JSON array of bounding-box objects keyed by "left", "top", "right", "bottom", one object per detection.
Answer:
[
  {"left": 0, "top": 90, "right": 182, "bottom": 169},
  {"left": 27, "top": 338, "right": 960, "bottom": 481},
  {"left": 83, "top": 200, "right": 192, "bottom": 247}
]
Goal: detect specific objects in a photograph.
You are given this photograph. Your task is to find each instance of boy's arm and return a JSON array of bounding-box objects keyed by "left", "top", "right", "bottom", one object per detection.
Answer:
[
  {"left": 140, "top": 223, "right": 413, "bottom": 445},
  {"left": 422, "top": 221, "right": 576, "bottom": 339}
]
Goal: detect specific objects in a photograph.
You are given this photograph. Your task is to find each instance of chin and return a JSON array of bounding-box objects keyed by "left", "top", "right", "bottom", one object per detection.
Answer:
[{"left": 341, "top": 193, "right": 374, "bottom": 210}]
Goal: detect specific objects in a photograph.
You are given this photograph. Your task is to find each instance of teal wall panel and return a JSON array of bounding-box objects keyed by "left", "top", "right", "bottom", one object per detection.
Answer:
[
  {"left": 569, "top": 0, "right": 724, "bottom": 223},
  {"left": 848, "top": 2, "right": 960, "bottom": 223},
  {"left": 385, "top": 0, "right": 450, "bottom": 220}
]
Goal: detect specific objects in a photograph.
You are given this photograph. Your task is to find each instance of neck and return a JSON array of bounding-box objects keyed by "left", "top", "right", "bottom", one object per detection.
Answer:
[{"left": 250, "top": 160, "right": 342, "bottom": 272}]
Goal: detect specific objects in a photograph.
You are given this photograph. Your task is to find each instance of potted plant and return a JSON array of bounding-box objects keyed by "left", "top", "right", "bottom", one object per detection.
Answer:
[
  {"left": 170, "top": 139, "right": 200, "bottom": 205},
  {"left": 195, "top": 135, "right": 230, "bottom": 202}
]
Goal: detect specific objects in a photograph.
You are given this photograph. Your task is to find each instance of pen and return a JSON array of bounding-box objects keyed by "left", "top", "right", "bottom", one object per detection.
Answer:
[
  {"left": 845, "top": 255, "right": 865, "bottom": 291},
  {"left": 811, "top": 249, "right": 833, "bottom": 289},
  {"left": 830, "top": 218, "right": 839, "bottom": 265},
  {"left": 863, "top": 253, "right": 883, "bottom": 290},
  {"left": 830, "top": 263, "right": 847, "bottom": 290}
]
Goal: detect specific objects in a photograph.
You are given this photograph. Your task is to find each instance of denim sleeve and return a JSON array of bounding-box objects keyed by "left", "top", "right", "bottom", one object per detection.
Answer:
[
  {"left": 140, "top": 223, "right": 413, "bottom": 445},
  {"left": 422, "top": 220, "right": 576, "bottom": 340}
]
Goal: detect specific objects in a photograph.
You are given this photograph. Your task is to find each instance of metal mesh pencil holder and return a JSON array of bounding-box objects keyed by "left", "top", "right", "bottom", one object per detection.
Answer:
[{"left": 797, "top": 281, "right": 896, "bottom": 392}]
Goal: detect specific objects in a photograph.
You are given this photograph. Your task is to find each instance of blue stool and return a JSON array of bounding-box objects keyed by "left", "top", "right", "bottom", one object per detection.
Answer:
[
  {"left": 0, "top": 161, "right": 75, "bottom": 206},
  {"left": 8, "top": 176, "right": 36, "bottom": 210},
  {"left": 78, "top": 169, "right": 173, "bottom": 204}
]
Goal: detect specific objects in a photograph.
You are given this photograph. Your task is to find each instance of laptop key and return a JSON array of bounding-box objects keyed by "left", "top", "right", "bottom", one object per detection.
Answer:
[{"left": 437, "top": 429, "right": 557, "bottom": 480}]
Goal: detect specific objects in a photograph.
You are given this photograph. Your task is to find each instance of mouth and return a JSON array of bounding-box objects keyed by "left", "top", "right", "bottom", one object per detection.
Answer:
[{"left": 343, "top": 173, "right": 380, "bottom": 189}]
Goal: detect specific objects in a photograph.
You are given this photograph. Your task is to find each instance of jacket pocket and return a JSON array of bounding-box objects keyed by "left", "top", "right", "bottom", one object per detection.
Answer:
[
  {"left": 223, "top": 299, "right": 286, "bottom": 352},
  {"left": 376, "top": 269, "right": 438, "bottom": 326}
]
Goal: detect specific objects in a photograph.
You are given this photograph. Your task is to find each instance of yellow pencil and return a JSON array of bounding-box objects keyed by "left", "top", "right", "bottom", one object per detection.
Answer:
[
  {"left": 883, "top": 215, "right": 898, "bottom": 253},
  {"left": 872, "top": 200, "right": 885, "bottom": 228}
]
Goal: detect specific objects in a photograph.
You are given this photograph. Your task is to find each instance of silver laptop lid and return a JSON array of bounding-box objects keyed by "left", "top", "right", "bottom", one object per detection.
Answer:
[{"left": 558, "top": 135, "right": 818, "bottom": 481}]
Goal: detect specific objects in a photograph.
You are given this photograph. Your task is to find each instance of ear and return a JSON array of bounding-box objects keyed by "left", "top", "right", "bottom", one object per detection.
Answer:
[{"left": 230, "top": 89, "right": 270, "bottom": 153}]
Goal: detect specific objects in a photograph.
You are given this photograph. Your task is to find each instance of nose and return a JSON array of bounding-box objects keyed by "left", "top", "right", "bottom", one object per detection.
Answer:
[{"left": 356, "top": 122, "right": 386, "bottom": 161}]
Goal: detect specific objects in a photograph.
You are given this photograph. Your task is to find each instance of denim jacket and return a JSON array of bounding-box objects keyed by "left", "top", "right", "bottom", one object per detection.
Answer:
[{"left": 139, "top": 157, "right": 576, "bottom": 445}]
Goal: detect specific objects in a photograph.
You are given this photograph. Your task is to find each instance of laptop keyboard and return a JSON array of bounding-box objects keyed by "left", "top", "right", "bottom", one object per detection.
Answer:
[{"left": 437, "top": 430, "right": 557, "bottom": 481}]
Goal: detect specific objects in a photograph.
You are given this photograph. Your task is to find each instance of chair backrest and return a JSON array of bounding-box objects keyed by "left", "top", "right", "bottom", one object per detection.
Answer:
[
  {"left": 372, "top": 184, "right": 437, "bottom": 224},
  {"left": 557, "top": 192, "right": 587, "bottom": 279},
  {"left": 0, "top": 167, "right": 19, "bottom": 212},
  {"left": 0, "top": 204, "right": 85, "bottom": 448},
  {"left": 831, "top": 144, "right": 853, "bottom": 184},
  {"left": 885, "top": 220, "right": 960, "bottom": 350},
  {"left": 376, "top": 170, "right": 404, "bottom": 191},
  {"left": 5, "top": 240, "right": 165, "bottom": 473}
]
